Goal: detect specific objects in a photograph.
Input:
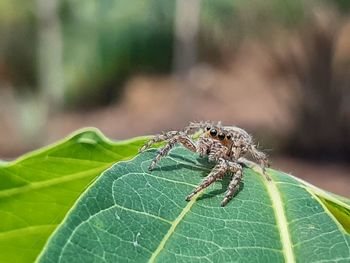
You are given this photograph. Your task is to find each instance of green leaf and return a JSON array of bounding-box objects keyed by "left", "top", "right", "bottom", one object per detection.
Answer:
[
  {"left": 38, "top": 147, "right": 350, "bottom": 263},
  {"left": 0, "top": 128, "right": 147, "bottom": 263}
]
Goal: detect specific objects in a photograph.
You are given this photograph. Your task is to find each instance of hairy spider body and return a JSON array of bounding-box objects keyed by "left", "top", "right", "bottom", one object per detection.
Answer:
[{"left": 140, "top": 121, "right": 270, "bottom": 206}]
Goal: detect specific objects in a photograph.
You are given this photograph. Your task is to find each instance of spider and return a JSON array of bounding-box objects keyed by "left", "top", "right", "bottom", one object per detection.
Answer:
[{"left": 139, "top": 121, "right": 270, "bottom": 206}]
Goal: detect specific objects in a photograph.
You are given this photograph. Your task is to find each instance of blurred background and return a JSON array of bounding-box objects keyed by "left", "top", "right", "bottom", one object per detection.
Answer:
[{"left": 0, "top": 0, "right": 349, "bottom": 196}]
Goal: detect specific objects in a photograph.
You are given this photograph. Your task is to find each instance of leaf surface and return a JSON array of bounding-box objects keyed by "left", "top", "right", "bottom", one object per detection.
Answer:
[
  {"left": 38, "top": 147, "right": 350, "bottom": 263},
  {"left": 0, "top": 129, "right": 147, "bottom": 263}
]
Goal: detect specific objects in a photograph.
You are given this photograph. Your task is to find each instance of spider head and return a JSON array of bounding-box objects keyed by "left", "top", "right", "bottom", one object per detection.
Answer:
[{"left": 206, "top": 126, "right": 233, "bottom": 147}]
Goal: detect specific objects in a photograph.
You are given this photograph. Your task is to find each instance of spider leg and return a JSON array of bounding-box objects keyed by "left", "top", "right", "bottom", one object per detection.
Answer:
[
  {"left": 231, "top": 146, "right": 241, "bottom": 160},
  {"left": 249, "top": 145, "right": 271, "bottom": 181},
  {"left": 139, "top": 131, "right": 179, "bottom": 153},
  {"left": 186, "top": 158, "right": 227, "bottom": 201},
  {"left": 148, "top": 134, "right": 197, "bottom": 171},
  {"left": 221, "top": 162, "right": 242, "bottom": 207},
  {"left": 148, "top": 139, "right": 176, "bottom": 171},
  {"left": 140, "top": 120, "right": 213, "bottom": 153},
  {"left": 183, "top": 120, "right": 214, "bottom": 134}
]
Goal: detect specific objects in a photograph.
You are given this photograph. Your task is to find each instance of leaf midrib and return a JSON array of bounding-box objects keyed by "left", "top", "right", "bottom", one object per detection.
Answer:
[{"left": 260, "top": 170, "right": 295, "bottom": 263}]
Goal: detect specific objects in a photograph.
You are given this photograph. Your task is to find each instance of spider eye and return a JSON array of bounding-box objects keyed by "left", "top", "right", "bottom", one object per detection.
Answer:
[
  {"left": 218, "top": 132, "right": 225, "bottom": 140},
  {"left": 206, "top": 126, "right": 211, "bottom": 131},
  {"left": 226, "top": 134, "right": 232, "bottom": 140},
  {"left": 210, "top": 129, "right": 217, "bottom": 137}
]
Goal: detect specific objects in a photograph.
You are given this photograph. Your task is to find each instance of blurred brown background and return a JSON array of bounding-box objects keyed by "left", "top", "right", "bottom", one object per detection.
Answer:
[{"left": 0, "top": 0, "right": 349, "bottom": 197}]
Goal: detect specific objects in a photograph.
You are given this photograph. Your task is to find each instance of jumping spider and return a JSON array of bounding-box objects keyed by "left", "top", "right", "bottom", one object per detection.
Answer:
[{"left": 139, "top": 121, "right": 270, "bottom": 206}]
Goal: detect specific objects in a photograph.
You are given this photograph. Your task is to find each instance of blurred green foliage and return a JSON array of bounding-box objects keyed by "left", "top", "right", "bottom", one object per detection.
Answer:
[
  {"left": 0, "top": 1, "right": 37, "bottom": 90},
  {"left": 61, "top": 0, "right": 175, "bottom": 108},
  {"left": 0, "top": 0, "right": 349, "bottom": 108}
]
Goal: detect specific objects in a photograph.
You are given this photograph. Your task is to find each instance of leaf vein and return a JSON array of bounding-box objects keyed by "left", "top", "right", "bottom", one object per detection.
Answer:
[
  {"left": 0, "top": 166, "right": 109, "bottom": 198},
  {"left": 148, "top": 192, "right": 202, "bottom": 262}
]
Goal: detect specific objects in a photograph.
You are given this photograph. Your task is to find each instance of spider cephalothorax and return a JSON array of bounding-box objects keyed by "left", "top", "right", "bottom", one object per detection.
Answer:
[{"left": 139, "top": 121, "right": 270, "bottom": 206}]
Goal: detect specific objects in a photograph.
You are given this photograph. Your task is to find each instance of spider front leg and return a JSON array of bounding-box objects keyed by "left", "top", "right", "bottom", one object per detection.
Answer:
[
  {"left": 186, "top": 158, "right": 227, "bottom": 201},
  {"left": 221, "top": 162, "right": 243, "bottom": 207},
  {"left": 146, "top": 133, "right": 197, "bottom": 171}
]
